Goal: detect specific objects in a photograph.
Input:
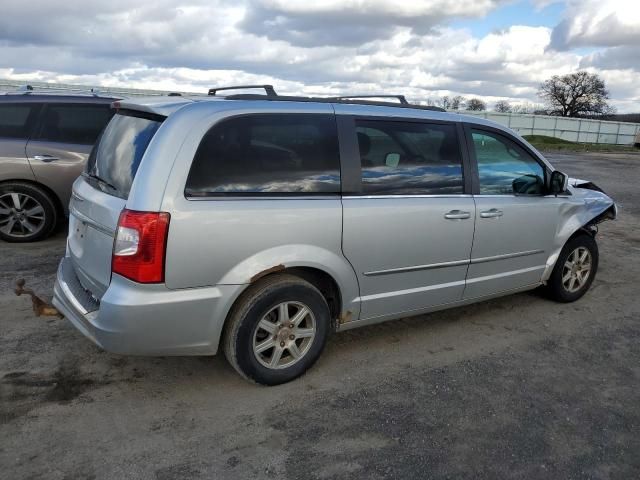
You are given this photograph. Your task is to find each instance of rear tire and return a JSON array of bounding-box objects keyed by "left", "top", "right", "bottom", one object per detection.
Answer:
[
  {"left": 546, "top": 233, "right": 599, "bottom": 302},
  {"left": 0, "top": 182, "right": 57, "bottom": 243},
  {"left": 224, "top": 274, "right": 330, "bottom": 385}
]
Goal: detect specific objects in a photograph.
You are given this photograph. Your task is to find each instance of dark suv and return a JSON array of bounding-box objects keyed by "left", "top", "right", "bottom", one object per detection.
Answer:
[{"left": 0, "top": 89, "right": 117, "bottom": 242}]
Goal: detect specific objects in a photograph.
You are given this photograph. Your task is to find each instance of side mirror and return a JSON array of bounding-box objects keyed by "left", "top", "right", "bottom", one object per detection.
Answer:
[
  {"left": 385, "top": 152, "right": 400, "bottom": 167},
  {"left": 550, "top": 170, "right": 568, "bottom": 195}
]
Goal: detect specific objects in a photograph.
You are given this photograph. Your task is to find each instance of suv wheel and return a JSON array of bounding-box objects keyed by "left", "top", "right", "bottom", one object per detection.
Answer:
[
  {"left": 224, "top": 274, "right": 330, "bottom": 385},
  {"left": 546, "top": 233, "right": 599, "bottom": 302},
  {"left": 0, "top": 182, "right": 57, "bottom": 243}
]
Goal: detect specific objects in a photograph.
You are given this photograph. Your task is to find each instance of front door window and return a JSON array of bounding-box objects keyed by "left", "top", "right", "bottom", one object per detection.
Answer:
[{"left": 471, "top": 130, "right": 545, "bottom": 195}]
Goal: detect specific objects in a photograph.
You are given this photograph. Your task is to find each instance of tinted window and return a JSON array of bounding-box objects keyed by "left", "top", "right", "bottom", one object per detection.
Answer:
[
  {"left": 0, "top": 104, "right": 38, "bottom": 139},
  {"left": 356, "top": 120, "right": 463, "bottom": 195},
  {"left": 186, "top": 114, "right": 340, "bottom": 196},
  {"left": 37, "top": 104, "right": 113, "bottom": 145},
  {"left": 86, "top": 111, "right": 163, "bottom": 199},
  {"left": 471, "top": 129, "right": 545, "bottom": 195}
]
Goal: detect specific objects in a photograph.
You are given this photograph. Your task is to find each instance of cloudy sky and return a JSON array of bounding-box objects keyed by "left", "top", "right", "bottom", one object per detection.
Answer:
[{"left": 1, "top": 0, "right": 639, "bottom": 111}]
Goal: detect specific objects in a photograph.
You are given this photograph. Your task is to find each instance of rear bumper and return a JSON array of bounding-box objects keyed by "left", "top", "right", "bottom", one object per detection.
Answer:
[{"left": 53, "top": 256, "right": 243, "bottom": 356}]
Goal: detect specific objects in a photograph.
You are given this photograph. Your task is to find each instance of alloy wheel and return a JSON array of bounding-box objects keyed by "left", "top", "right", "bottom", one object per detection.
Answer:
[
  {"left": 0, "top": 192, "right": 46, "bottom": 238},
  {"left": 562, "top": 246, "right": 592, "bottom": 293},
  {"left": 252, "top": 301, "right": 317, "bottom": 369}
]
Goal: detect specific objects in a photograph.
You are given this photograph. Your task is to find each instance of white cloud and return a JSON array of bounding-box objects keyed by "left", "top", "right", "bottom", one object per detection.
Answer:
[
  {"left": 550, "top": 0, "right": 640, "bottom": 50},
  {"left": 240, "top": 0, "right": 511, "bottom": 47},
  {"left": 0, "top": 0, "right": 639, "bottom": 112}
]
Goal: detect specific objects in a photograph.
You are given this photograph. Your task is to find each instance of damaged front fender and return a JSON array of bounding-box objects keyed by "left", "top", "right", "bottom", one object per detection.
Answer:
[{"left": 541, "top": 178, "right": 616, "bottom": 282}]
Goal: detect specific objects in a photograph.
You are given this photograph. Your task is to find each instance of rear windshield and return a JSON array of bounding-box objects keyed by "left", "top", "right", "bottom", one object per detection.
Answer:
[{"left": 85, "top": 110, "right": 163, "bottom": 199}]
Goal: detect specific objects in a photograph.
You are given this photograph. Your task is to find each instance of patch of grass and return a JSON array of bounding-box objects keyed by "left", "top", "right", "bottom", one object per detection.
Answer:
[{"left": 523, "top": 135, "right": 638, "bottom": 153}]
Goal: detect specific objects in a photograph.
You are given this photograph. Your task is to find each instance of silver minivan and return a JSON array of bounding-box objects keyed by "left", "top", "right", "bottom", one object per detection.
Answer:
[{"left": 52, "top": 86, "right": 616, "bottom": 385}]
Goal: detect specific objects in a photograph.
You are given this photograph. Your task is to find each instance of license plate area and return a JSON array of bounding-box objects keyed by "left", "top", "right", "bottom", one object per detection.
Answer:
[{"left": 68, "top": 214, "right": 88, "bottom": 258}]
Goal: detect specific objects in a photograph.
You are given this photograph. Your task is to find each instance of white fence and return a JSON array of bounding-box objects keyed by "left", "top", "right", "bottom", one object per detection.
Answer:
[
  {"left": 2, "top": 79, "right": 639, "bottom": 145},
  {"left": 461, "top": 111, "right": 640, "bottom": 145},
  {"left": 0, "top": 79, "right": 190, "bottom": 98}
]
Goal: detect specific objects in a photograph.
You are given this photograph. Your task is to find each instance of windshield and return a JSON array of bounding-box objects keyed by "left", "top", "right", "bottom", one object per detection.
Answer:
[{"left": 86, "top": 110, "right": 163, "bottom": 199}]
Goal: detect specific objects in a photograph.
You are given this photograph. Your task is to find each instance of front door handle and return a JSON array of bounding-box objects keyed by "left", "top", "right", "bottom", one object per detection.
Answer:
[
  {"left": 480, "top": 208, "right": 504, "bottom": 218},
  {"left": 33, "top": 155, "right": 60, "bottom": 163},
  {"left": 444, "top": 210, "right": 471, "bottom": 220}
]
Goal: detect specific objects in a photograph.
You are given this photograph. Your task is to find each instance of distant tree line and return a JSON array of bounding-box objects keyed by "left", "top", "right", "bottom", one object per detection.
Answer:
[
  {"left": 425, "top": 71, "right": 628, "bottom": 119},
  {"left": 429, "top": 96, "right": 544, "bottom": 114}
]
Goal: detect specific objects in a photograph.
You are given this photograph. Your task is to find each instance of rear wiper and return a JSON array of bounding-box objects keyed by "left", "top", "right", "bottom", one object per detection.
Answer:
[{"left": 83, "top": 172, "right": 117, "bottom": 191}]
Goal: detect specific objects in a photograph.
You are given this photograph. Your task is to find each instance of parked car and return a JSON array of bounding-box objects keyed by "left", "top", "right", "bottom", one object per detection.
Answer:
[
  {"left": 0, "top": 89, "right": 117, "bottom": 242},
  {"left": 52, "top": 86, "right": 616, "bottom": 385}
]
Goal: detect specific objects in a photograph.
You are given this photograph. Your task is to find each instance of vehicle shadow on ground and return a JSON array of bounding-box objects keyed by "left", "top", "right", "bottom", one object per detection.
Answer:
[{"left": 2, "top": 284, "right": 556, "bottom": 425}]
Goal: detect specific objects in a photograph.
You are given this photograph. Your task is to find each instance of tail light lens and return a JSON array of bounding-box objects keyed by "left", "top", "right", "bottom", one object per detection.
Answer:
[{"left": 112, "top": 209, "right": 170, "bottom": 283}]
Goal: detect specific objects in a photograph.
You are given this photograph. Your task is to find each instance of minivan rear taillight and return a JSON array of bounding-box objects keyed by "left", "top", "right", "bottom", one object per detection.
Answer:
[{"left": 112, "top": 209, "right": 170, "bottom": 283}]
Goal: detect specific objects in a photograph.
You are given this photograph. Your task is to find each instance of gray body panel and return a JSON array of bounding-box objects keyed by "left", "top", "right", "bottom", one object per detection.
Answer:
[
  {"left": 0, "top": 138, "right": 34, "bottom": 182},
  {"left": 52, "top": 96, "right": 616, "bottom": 356},
  {"left": 67, "top": 176, "right": 125, "bottom": 297},
  {"left": 342, "top": 195, "right": 475, "bottom": 320},
  {"left": 464, "top": 195, "right": 563, "bottom": 298},
  {"left": 26, "top": 140, "right": 91, "bottom": 214}
]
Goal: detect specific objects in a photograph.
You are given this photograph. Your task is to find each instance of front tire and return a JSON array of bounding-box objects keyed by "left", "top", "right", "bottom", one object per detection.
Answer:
[
  {"left": 546, "top": 233, "right": 599, "bottom": 302},
  {"left": 224, "top": 274, "right": 330, "bottom": 385},
  {"left": 0, "top": 182, "right": 57, "bottom": 243}
]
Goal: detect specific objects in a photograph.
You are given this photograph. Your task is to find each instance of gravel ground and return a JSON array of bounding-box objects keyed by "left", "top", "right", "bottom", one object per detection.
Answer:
[{"left": 1, "top": 152, "right": 639, "bottom": 479}]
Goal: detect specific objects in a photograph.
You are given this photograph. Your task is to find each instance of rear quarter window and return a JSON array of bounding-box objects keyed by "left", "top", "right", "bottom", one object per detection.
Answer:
[{"left": 185, "top": 113, "right": 341, "bottom": 196}]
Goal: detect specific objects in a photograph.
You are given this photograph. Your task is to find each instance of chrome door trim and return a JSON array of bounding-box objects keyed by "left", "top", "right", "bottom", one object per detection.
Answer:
[
  {"left": 357, "top": 278, "right": 467, "bottom": 302},
  {"left": 344, "top": 194, "right": 473, "bottom": 200},
  {"left": 364, "top": 249, "right": 544, "bottom": 277},
  {"left": 363, "top": 258, "right": 470, "bottom": 277},
  {"left": 69, "top": 205, "right": 113, "bottom": 236},
  {"left": 71, "top": 191, "right": 85, "bottom": 202},
  {"left": 186, "top": 195, "right": 341, "bottom": 201},
  {"left": 465, "top": 265, "right": 545, "bottom": 284},
  {"left": 340, "top": 282, "right": 542, "bottom": 331},
  {"left": 470, "top": 249, "right": 544, "bottom": 265}
]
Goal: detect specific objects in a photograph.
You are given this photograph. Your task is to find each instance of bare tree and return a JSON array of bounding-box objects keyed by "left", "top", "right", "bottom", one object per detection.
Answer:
[
  {"left": 466, "top": 98, "right": 486, "bottom": 111},
  {"left": 494, "top": 100, "right": 512, "bottom": 113},
  {"left": 538, "top": 71, "right": 612, "bottom": 117},
  {"left": 437, "top": 96, "right": 452, "bottom": 110},
  {"left": 450, "top": 95, "right": 466, "bottom": 110},
  {"left": 511, "top": 103, "right": 535, "bottom": 114}
]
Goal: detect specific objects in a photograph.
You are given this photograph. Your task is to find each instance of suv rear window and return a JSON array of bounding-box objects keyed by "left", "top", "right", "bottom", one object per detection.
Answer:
[
  {"left": 185, "top": 114, "right": 340, "bottom": 196},
  {"left": 0, "top": 104, "right": 40, "bottom": 139},
  {"left": 85, "top": 110, "right": 163, "bottom": 199},
  {"left": 37, "top": 104, "right": 113, "bottom": 145}
]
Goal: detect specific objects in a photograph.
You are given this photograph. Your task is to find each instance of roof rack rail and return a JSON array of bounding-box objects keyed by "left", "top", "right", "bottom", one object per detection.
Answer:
[
  {"left": 328, "top": 94, "right": 409, "bottom": 105},
  {"left": 208, "top": 85, "right": 277, "bottom": 97},
  {"left": 224, "top": 93, "right": 446, "bottom": 112},
  {"left": 3, "top": 83, "right": 108, "bottom": 97}
]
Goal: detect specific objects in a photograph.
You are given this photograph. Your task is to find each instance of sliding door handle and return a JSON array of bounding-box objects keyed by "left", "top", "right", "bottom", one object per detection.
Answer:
[
  {"left": 480, "top": 208, "right": 503, "bottom": 218},
  {"left": 444, "top": 210, "right": 471, "bottom": 220}
]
